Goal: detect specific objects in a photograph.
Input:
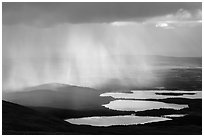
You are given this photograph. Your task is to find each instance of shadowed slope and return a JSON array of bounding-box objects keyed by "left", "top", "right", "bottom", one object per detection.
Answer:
[{"left": 2, "top": 100, "right": 81, "bottom": 134}]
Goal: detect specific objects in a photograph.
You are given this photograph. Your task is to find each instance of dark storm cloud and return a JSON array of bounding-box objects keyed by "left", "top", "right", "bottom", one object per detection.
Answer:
[{"left": 2, "top": 2, "right": 201, "bottom": 26}]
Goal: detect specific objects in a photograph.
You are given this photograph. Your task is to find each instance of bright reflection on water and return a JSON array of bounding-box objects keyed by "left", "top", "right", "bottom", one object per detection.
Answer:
[
  {"left": 66, "top": 90, "right": 198, "bottom": 127},
  {"left": 163, "top": 114, "right": 187, "bottom": 118},
  {"left": 102, "top": 100, "right": 188, "bottom": 112},
  {"left": 66, "top": 115, "right": 171, "bottom": 127},
  {"left": 100, "top": 90, "right": 202, "bottom": 99}
]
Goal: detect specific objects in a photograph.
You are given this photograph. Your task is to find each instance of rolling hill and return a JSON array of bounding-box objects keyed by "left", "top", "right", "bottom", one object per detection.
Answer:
[{"left": 3, "top": 83, "right": 111, "bottom": 110}]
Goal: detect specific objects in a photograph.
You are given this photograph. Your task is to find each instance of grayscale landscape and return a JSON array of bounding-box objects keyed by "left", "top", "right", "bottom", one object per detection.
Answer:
[{"left": 2, "top": 2, "right": 202, "bottom": 135}]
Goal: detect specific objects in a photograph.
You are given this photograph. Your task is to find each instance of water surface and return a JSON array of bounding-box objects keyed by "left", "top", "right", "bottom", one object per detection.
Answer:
[
  {"left": 163, "top": 114, "right": 187, "bottom": 118},
  {"left": 102, "top": 100, "right": 188, "bottom": 112},
  {"left": 100, "top": 90, "right": 201, "bottom": 99},
  {"left": 66, "top": 115, "right": 171, "bottom": 127},
  {"left": 66, "top": 90, "right": 198, "bottom": 127}
]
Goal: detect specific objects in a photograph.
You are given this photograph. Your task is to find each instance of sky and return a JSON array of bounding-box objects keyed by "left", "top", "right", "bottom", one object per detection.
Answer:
[
  {"left": 2, "top": 3, "right": 202, "bottom": 25},
  {"left": 2, "top": 2, "right": 202, "bottom": 91}
]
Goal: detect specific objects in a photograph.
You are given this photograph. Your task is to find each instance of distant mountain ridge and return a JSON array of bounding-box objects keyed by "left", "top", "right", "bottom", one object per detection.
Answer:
[{"left": 3, "top": 83, "right": 111, "bottom": 110}]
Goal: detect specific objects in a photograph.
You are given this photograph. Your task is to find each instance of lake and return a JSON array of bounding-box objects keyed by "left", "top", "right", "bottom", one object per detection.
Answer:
[
  {"left": 66, "top": 115, "right": 171, "bottom": 127},
  {"left": 65, "top": 90, "right": 201, "bottom": 127},
  {"left": 102, "top": 100, "right": 188, "bottom": 112},
  {"left": 100, "top": 90, "right": 202, "bottom": 99}
]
